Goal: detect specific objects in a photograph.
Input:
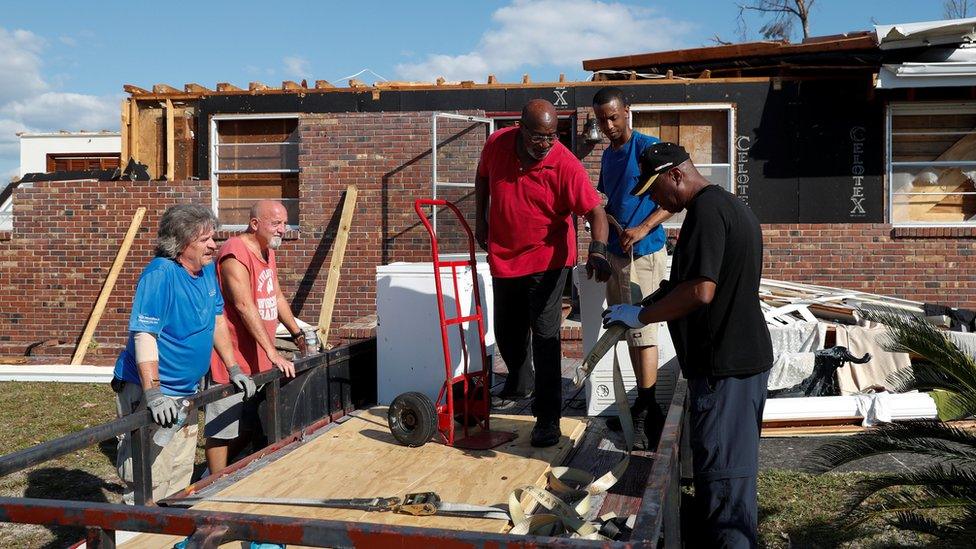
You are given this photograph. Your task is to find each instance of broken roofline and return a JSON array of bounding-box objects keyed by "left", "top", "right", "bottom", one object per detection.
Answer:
[
  {"left": 122, "top": 73, "right": 589, "bottom": 100},
  {"left": 582, "top": 33, "right": 879, "bottom": 73}
]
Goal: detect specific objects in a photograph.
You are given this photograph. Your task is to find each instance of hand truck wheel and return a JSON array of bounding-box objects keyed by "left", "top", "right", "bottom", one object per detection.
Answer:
[{"left": 388, "top": 391, "right": 437, "bottom": 447}]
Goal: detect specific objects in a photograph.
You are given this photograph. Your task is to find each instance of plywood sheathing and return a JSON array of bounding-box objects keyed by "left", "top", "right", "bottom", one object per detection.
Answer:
[
  {"left": 120, "top": 99, "right": 195, "bottom": 180},
  {"left": 124, "top": 408, "right": 587, "bottom": 548}
]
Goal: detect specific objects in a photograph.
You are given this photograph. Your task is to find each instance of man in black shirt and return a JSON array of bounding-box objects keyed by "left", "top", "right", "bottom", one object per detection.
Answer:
[{"left": 603, "top": 142, "right": 773, "bottom": 548}]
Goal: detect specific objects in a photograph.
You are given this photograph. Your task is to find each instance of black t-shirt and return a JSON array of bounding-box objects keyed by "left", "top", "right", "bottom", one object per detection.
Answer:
[{"left": 667, "top": 185, "right": 773, "bottom": 378}]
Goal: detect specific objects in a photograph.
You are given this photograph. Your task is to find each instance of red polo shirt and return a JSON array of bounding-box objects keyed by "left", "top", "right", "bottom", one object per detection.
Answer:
[{"left": 477, "top": 126, "right": 600, "bottom": 278}]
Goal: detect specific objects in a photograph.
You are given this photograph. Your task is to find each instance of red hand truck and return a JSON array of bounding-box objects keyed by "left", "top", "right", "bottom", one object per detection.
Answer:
[{"left": 386, "top": 199, "right": 517, "bottom": 450}]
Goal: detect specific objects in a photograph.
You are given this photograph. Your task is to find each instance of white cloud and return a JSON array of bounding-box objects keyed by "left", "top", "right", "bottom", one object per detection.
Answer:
[
  {"left": 395, "top": 0, "right": 694, "bottom": 81},
  {"left": 0, "top": 27, "right": 120, "bottom": 178},
  {"left": 0, "top": 28, "right": 47, "bottom": 104},
  {"left": 1, "top": 92, "right": 119, "bottom": 131},
  {"left": 283, "top": 55, "right": 310, "bottom": 78},
  {"left": 0, "top": 119, "right": 30, "bottom": 159},
  {"left": 59, "top": 35, "right": 77, "bottom": 47}
]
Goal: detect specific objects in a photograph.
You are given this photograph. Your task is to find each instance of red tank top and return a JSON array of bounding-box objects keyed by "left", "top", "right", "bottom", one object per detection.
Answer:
[{"left": 210, "top": 236, "right": 279, "bottom": 382}]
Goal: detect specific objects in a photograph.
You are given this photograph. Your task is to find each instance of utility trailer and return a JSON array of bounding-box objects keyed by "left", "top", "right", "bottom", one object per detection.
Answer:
[{"left": 0, "top": 338, "right": 689, "bottom": 548}]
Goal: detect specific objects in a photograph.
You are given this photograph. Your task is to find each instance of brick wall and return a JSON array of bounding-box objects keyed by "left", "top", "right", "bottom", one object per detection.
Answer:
[
  {"left": 3, "top": 110, "right": 976, "bottom": 360},
  {"left": 0, "top": 179, "right": 211, "bottom": 357},
  {"left": 760, "top": 224, "right": 976, "bottom": 305}
]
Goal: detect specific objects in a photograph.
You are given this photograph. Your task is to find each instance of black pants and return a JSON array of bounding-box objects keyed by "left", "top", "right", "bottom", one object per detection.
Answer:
[
  {"left": 688, "top": 369, "right": 770, "bottom": 549},
  {"left": 492, "top": 267, "right": 568, "bottom": 422}
]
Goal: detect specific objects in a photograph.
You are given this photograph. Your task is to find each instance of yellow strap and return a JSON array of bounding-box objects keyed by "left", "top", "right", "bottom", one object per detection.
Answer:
[{"left": 508, "top": 345, "right": 634, "bottom": 539}]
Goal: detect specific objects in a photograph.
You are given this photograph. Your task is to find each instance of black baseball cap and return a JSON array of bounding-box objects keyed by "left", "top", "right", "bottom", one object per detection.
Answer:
[{"left": 633, "top": 142, "right": 691, "bottom": 196}]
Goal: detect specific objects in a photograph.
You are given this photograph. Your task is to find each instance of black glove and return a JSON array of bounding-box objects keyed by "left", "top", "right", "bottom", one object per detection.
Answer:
[
  {"left": 585, "top": 241, "right": 613, "bottom": 282},
  {"left": 143, "top": 386, "right": 179, "bottom": 426},
  {"left": 227, "top": 365, "right": 257, "bottom": 399}
]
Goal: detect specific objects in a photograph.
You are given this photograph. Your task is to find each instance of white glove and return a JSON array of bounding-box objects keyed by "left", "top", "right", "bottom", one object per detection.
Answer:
[
  {"left": 227, "top": 365, "right": 257, "bottom": 399},
  {"left": 601, "top": 304, "right": 646, "bottom": 329}
]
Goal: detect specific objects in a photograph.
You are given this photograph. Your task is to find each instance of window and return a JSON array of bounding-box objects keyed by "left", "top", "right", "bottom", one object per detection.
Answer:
[
  {"left": 46, "top": 153, "right": 120, "bottom": 172},
  {"left": 630, "top": 104, "right": 735, "bottom": 226},
  {"left": 211, "top": 115, "right": 300, "bottom": 227},
  {"left": 888, "top": 103, "right": 976, "bottom": 226}
]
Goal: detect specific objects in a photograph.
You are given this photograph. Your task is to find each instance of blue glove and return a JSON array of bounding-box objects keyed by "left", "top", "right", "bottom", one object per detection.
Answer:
[
  {"left": 601, "top": 304, "right": 646, "bottom": 329},
  {"left": 228, "top": 365, "right": 257, "bottom": 399}
]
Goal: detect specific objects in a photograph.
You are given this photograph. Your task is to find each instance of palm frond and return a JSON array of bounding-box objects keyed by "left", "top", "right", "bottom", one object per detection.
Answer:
[
  {"left": 930, "top": 389, "right": 976, "bottom": 421},
  {"left": 844, "top": 488, "right": 976, "bottom": 528},
  {"left": 859, "top": 308, "right": 976, "bottom": 402},
  {"left": 804, "top": 420, "right": 976, "bottom": 473},
  {"left": 843, "top": 463, "right": 976, "bottom": 511},
  {"left": 886, "top": 511, "right": 970, "bottom": 540}
]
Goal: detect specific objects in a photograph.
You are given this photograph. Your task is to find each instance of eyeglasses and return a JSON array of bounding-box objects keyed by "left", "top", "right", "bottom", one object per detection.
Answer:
[{"left": 522, "top": 128, "right": 559, "bottom": 145}]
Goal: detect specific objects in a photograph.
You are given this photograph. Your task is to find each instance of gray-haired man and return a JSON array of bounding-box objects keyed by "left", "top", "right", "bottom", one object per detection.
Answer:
[{"left": 112, "top": 204, "right": 253, "bottom": 504}]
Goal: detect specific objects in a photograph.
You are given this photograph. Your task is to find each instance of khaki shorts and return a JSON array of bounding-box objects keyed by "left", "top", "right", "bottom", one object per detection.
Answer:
[
  {"left": 606, "top": 247, "right": 668, "bottom": 347},
  {"left": 203, "top": 375, "right": 263, "bottom": 440},
  {"left": 115, "top": 381, "right": 198, "bottom": 505}
]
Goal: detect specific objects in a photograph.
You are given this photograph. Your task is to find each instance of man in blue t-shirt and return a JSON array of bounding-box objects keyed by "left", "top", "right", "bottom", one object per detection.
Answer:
[
  {"left": 112, "top": 204, "right": 254, "bottom": 505},
  {"left": 592, "top": 87, "right": 673, "bottom": 448}
]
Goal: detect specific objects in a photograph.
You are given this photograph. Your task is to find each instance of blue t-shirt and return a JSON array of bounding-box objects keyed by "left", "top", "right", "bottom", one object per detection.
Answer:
[
  {"left": 598, "top": 131, "right": 667, "bottom": 258},
  {"left": 114, "top": 257, "right": 224, "bottom": 396}
]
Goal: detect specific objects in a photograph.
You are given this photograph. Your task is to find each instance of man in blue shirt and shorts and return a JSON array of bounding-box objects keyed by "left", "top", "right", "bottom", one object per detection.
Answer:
[
  {"left": 593, "top": 87, "right": 673, "bottom": 448},
  {"left": 112, "top": 204, "right": 255, "bottom": 505}
]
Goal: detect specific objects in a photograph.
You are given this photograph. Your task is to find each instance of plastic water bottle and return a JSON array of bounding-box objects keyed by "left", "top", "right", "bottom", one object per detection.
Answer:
[
  {"left": 152, "top": 398, "right": 190, "bottom": 446},
  {"left": 303, "top": 328, "right": 319, "bottom": 356}
]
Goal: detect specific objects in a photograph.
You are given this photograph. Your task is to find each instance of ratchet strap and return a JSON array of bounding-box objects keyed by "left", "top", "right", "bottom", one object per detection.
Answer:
[{"left": 175, "top": 492, "right": 510, "bottom": 521}]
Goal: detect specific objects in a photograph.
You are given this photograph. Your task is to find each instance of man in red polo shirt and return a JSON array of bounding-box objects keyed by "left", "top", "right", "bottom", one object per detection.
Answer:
[{"left": 475, "top": 99, "right": 611, "bottom": 447}]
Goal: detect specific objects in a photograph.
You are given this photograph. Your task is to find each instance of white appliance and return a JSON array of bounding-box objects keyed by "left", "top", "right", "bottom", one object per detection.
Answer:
[
  {"left": 376, "top": 260, "right": 494, "bottom": 405},
  {"left": 575, "top": 262, "right": 678, "bottom": 416}
]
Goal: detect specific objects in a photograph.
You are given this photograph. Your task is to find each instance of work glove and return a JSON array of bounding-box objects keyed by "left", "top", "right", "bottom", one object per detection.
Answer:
[
  {"left": 143, "top": 386, "right": 179, "bottom": 426},
  {"left": 585, "top": 253, "right": 613, "bottom": 282},
  {"left": 602, "top": 304, "right": 646, "bottom": 330},
  {"left": 228, "top": 365, "right": 257, "bottom": 399}
]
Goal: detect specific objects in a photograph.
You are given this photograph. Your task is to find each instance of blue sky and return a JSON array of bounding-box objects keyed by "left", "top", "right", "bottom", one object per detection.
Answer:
[{"left": 0, "top": 0, "right": 952, "bottom": 178}]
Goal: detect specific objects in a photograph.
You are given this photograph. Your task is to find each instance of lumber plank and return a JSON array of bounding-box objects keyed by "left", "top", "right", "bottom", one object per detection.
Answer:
[
  {"left": 184, "top": 83, "right": 212, "bottom": 94},
  {"left": 70, "top": 207, "right": 147, "bottom": 365},
  {"left": 165, "top": 99, "right": 175, "bottom": 181},
  {"left": 129, "top": 100, "right": 140, "bottom": 163},
  {"left": 123, "top": 409, "right": 587, "bottom": 548},
  {"left": 316, "top": 185, "right": 358, "bottom": 349},
  {"left": 120, "top": 100, "right": 130, "bottom": 164},
  {"left": 152, "top": 84, "right": 181, "bottom": 94},
  {"left": 123, "top": 84, "right": 149, "bottom": 95}
]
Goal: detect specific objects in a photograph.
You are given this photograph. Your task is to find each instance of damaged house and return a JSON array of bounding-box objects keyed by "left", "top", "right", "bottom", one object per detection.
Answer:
[{"left": 1, "top": 17, "right": 975, "bottom": 425}]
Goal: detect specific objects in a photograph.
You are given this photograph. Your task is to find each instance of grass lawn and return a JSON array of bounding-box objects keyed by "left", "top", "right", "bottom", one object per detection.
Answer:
[{"left": 0, "top": 381, "right": 951, "bottom": 548}]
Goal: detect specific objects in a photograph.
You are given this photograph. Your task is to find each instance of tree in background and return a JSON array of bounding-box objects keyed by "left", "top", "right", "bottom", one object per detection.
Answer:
[
  {"left": 739, "top": 0, "right": 815, "bottom": 41},
  {"left": 945, "top": 0, "right": 975, "bottom": 18},
  {"left": 712, "top": 1, "right": 815, "bottom": 45}
]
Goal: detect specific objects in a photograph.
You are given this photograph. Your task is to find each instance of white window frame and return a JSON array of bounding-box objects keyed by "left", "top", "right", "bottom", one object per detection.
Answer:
[
  {"left": 887, "top": 101, "right": 976, "bottom": 227},
  {"left": 629, "top": 103, "right": 736, "bottom": 227},
  {"left": 210, "top": 113, "right": 301, "bottom": 230},
  {"left": 431, "top": 113, "right": 494, "bottom": 232}
]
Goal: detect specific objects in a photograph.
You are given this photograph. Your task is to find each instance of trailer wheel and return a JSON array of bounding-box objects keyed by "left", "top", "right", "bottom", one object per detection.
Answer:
[{"left": 388, "top": 392, "right": 437, "bottom": 447}]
